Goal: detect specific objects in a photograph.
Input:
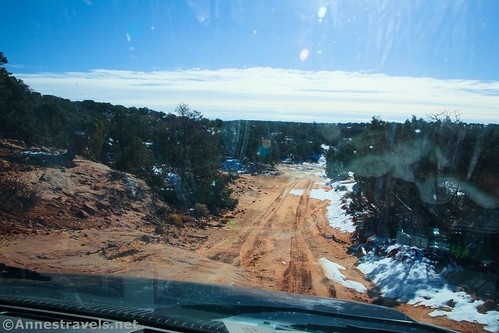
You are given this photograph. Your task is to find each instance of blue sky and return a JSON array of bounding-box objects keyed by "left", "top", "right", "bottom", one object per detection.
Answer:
[{"left": 2, "top": 0, "right": 499, "bottom": 123}]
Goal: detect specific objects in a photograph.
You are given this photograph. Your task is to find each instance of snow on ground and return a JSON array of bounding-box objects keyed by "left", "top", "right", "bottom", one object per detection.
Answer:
[
  {"left": 289, "top": 189, "right": 304, "bottom": 196},
  {"left": 289, "top": 161, "right": 356, "bottom": 232},
  {"left": 317, "top": 154, "right": 327, "bottom": 167},
  {"left": 357, "top": 246, "right": 499, "bottom": 332},
  {"left": 309, "top": 184, "right": 356, "bottom": 233},
  {"left": 319, "top": 258, "right": 367, "bottom": 293},
  {"left": 288, "top": 160, "right": 356, "bottom": 233},
  {"left": 297, "top": 164, "right": 498, "bottom": 331}
]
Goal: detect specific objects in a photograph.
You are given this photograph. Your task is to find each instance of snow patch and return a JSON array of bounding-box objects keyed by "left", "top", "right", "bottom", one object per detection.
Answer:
[
  {"left": 358, "top": 247, "right": 499, "bottom": 332},
  {"left": 310, "top": 186, "right": 356, "bottom": 233},
  {"left": 319, "top": 258, "right": 367, "bottom": 293},
  {"left": 317, "top": 154, "right": 327, "bottom": 166},
  {"left": 289, "top": 189, "right": 304, "bottom": 196}
]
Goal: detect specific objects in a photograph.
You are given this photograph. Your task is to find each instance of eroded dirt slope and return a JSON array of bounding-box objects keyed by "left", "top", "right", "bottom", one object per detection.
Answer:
[{"left": 0, "top": 142, "right": 248, "bottom": 285}]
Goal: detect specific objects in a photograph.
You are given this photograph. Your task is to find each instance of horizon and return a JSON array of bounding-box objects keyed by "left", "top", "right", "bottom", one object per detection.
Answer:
[
  {"left": 13, "top": 67, "right": 499, "bottom": 124},
  {"left": 3, "top": 0, "right": 499, "bottom": 124}
]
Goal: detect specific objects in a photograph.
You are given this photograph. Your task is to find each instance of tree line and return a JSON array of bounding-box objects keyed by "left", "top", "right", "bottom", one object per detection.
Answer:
[
  {"left": 0, "top": 53, "right": 235, "bottom": 211},
  {"left": 327, "top": 115, "right": 499, "bottom": 267},
  {"left": 1, "top": 51, "right": 340, "bottom": 213}
]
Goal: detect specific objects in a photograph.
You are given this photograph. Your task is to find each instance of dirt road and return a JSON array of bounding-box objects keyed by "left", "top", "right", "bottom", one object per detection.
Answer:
[
  {"left": 198, "top": 164, "right": 370, "bottom": 302},
  {"left": 195, "top": 164, "right": 486, "bottom": 332}
]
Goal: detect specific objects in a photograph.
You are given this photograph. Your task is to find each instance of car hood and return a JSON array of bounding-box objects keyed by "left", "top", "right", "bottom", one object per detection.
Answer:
[{"left": 0, "top": 267, "right": 455, "bottom": 333}]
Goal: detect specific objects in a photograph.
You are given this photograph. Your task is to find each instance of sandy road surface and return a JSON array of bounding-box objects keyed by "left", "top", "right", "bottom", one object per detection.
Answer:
[
  {"left": 199, "top": 164, "right": 371, "bottom": 302},
  {"left": 196, "top": 164, "right": 486, "bottom": 332}
]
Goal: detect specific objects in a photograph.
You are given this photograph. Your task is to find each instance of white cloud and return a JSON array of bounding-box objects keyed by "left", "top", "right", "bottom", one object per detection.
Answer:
[{"left": 18, "top": 68, "right": 499, "bottom": 123}]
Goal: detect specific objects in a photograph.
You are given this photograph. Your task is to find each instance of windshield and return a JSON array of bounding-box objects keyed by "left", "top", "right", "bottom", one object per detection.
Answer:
[{"left": 1, "top": 1, "right": 498, "bottom": 333}]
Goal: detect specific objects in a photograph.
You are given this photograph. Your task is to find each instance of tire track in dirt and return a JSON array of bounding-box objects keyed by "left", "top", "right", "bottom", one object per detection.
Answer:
[
  {"left": 237, "top": 179, "right": 304, "bottom": 287},
  {"left": 196, "top": 167, "right": 484, "bottom": 333},
  {"left": 237, "top": 180, "right": 298, "bottom": 268},
  {"left": 280, "top": 180, "right": 336, "bottom": 297},
  {"left": 204, "top": 173, "right": 339, "bottom": 296},
  {"left": 281, "top": 180, "right": 313, "bottom": 294},
  {"left": 201, "top": 169, "right": 353, "bottom": 298},
  {"left": 206, "top": 180, "right": 299, "bottom": 266}
]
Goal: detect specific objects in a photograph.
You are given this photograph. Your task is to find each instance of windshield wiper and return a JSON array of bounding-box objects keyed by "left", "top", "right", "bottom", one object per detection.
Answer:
[{"left": 0, "top": 263, "right": 51, "bottom": 281}]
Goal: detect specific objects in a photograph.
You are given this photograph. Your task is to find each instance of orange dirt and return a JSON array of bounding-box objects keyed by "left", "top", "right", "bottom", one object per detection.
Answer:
[
  {"left": 195, "top": 164, "right": 486, "bottom": 332},
  {"left": 199, "top": 165, "right": 370, "bottom": 302},
  {"left": 0, "top": 150, "right": 486, "bottom": 332}
]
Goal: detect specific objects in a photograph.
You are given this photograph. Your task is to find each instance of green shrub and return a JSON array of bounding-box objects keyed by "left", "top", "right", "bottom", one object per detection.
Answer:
[{"left": 194, "top": 203, "right": 209, "bottom": 217}]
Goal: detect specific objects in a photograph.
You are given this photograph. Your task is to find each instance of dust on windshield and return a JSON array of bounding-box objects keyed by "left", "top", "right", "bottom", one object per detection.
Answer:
[{"left": 1, "top": 1, "right": 498, "bottom": 333}]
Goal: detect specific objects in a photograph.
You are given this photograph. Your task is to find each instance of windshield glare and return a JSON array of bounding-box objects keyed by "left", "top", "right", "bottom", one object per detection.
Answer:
[{"left": 0, "top": 1, "right": 498, "bottom": 333}]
